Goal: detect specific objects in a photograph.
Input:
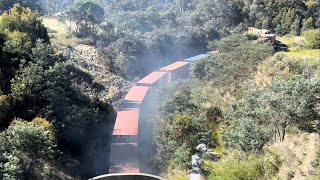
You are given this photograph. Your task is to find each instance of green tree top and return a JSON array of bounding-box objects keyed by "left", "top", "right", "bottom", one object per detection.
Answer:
[{"left": 0, "top": 3, "right": 49, "bottom": 43}]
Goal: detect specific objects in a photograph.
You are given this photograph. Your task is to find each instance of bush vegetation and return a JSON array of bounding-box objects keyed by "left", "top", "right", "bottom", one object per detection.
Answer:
[
  {"left": 156, "top": 31, "right": 319, "bottom": 178},
  {"left": 0, "top": 4, "right": 113, "bottom": 179},
  {"left": 0, "top": 0, "right": 319, "bottom": 179},
  {"left": 204, "top": 148, "right": 282, "bottom": 180}
]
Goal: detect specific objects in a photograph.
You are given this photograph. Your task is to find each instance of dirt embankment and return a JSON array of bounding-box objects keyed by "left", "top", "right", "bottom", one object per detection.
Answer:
[{"left": 270, "top": 132, "right": 320, "bottom": 180}]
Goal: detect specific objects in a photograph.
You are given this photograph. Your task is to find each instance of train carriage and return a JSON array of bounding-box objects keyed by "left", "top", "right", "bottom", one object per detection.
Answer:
[
  {"left": 120, "top": 86, "right": 150, "bottom": 108},
  {"left": 109, "top": 142, "right": 139, "bottom": 173},
  {"left": 184, "top": 54, "right": 209, "bottom": 63},
  {"left": 160, "top": 61, "right": 190, "bottom": 83}
]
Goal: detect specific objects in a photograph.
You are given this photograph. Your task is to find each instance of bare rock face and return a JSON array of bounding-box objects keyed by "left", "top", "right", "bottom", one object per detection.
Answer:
[
  {"left": 189, "top": 173, "right": 202, "bottom": 180},
  {"left": 196, "top": 144, "right": 208, "bottom": 153},
  {"left": 189, "top": 144, "right": 207, "bottom": 180},
  {"left": 61, "top": 44, "right": 133, "bottom": 108},
  {"left": 189, "top": 143, "right": 219, "bottom": 180},
  {"left": 191, "top": 153, "right": 202, "bottom": 171}
]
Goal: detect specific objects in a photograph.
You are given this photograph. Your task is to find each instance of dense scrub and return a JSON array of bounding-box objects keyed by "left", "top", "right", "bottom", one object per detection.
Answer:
[
  {"left": 0, "top": 4, "right": 114, "bottom": 179},
  {"left": 2, "top": 1, "right": 319, "bottom": 80},
  {"left": 54, "top": 0, "right": 319, "bottom": 80},
  {"left": 154, "top": 33, "right": 319, "bottom": 178},
  {"left": 204, "top": 148, "right": 282, "bottom": 180},
  {"left": 0, "top": 0, "right": 319, "bottom": 179}
]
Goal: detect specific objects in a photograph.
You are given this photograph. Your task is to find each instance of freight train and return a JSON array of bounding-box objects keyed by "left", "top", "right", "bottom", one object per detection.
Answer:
[{"left": 99, "top": 54, "right": 209, "bottom": 179}]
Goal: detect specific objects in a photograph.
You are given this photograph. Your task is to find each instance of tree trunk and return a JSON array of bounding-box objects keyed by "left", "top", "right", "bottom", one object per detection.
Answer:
[{"left": 281, "top": 128, "right": 286, "bottom": 141}]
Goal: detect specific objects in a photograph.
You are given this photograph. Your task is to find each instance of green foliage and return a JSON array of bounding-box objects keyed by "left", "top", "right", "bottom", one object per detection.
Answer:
[
  {"left": 31, "top": 117, "right": 56, "bottom": 142},
  {"left": 0, "top": 119, "right": 58, "bottom": 179},
  {"left": 245, "top": 33, "right": 258, "bottom": 40},
  {"left": 0, "top": 4, "right": 50, "bottom": 95},
  {"left": 173, "top": 143, "right": 192, "bottom": 169},
  {"left": 3, "top": 31, "right": 32, "bottom": 55},
  {"left": 0, "top": 95, "right": 10, "bottom": 125},
  {"left": 0, "top": 5, "right": 112, "bottom": 178},
  {"left": 250, "top": 0, "right": 319, "bottom": 35},
  {"left": 226, "top": 75, "right": 319, "bottom": 141},
  {"left": 39, "top": 0, "right": 74, "bottom": 15},
  {"left": 65, "top": 0, "right": 104, "bottom": 37},
  {"left": 94, "top": 0, "right": 251, "bottom": 79},
  {"left": 155, "top": 114, "right": 210, "bottom": 169},
  {"left": 0, "top": 153, "right": 23, "bottom": 180},
  {"left": 302, "top": 17, "right": 314, "bottom": 31},
  {"left": 104, "top": 36, "right": 148, "bottom": 78},
  {"left": 5, "top": 120, "right": 57, "bottom": 160},
  {"left": 155, "top": 80, "right": 213, "bottom": 170},
  {"left": 0, "top": 4, "right": 49, "bottom": 43},
  {"left": 194, "top": 35, "right": 273, "bottom": 89},
  {"left": 290, "top": 16, "right": 301, "bottom": 36},
  {"left": 224, "top": 118, "right": 272, "bottom": 152},
  {"left": 204, "top": 149, "right": 281, "bottom": 180},
  {"left": 0, "top": 0, "right": 42, "bottom": 12},
  {"left": 303, "top": 29, "right": 320, "bottom": 49}
]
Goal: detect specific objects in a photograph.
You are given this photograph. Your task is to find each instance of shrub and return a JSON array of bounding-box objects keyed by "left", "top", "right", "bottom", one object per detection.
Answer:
[
  {"left": 173, "top": 143, "right": 192, "bottom": 169},
  {"left": 0, "top": 119, "right": 58, "bottom": 179},
  {"left": 31, "top": 117, "right": 56, "bottom": 141},
  {"left": 303, "top": 29, "right": 320, "bottom": 49},
  {"left": 0, "top": 95, "right": 10, "bottom": 125},
  {"left": 245, "top": 33, "right": 258, "bottom": 40},
  {"left": 204, "top": 150, "right": 281, "bottom": 180},
  {"left": 224, "top": 118, "right": 272, "bottom": 152}
]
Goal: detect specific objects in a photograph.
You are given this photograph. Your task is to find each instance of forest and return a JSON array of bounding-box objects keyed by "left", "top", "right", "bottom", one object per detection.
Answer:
[{"left": 0, "top": 0, "right": 319, "bottom": 180}]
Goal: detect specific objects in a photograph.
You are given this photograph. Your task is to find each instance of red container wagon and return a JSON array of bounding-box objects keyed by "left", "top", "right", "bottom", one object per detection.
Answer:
[
  {"left": 109, "top": 142, "right": 139, "bottom": 173},
  {"left": 137, "top": 71, "right": 168, "bottom": 88},
  {"left": 160, "top": 61, "right": 190, "bottom": 83},
  {"left": 112, "top": 108, "right": 140, "bottom": 143},
  {"left": 110, "top": 108, "right": 140, "bottom": 173},
  {"left": 137, "top": 71, "right": 168, "bottom": 96},
  {"left": 110, "top": 86, "right": 150, "bottom": 174},
  {"left": 113, "top": 86, "right": 149, "bottom": 142},
  {"left": 120, "top": 86, "right": 150, "bottom": 109}
]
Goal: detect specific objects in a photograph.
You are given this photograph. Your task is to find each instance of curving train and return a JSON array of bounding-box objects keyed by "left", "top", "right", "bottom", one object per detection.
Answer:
[{"left": 109, "top": 54, "right": 209, "bottom": 174}]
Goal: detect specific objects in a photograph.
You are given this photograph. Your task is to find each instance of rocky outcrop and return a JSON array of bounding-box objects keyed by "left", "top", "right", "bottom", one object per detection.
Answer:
[
  {"left": 60, "top": 44, "right": 133, "bottom": 108},
  {"left": 189, "top": 144, "right": 218, "bottom": 180}
]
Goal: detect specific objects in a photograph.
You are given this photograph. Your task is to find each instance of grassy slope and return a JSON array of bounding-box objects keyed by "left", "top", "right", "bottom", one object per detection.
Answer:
[
  {"left": 277, "top": 35, "right": 320, "bottom": 62},
  {"left": 42, "top": 17, "right": 80, "bottom": 47}
]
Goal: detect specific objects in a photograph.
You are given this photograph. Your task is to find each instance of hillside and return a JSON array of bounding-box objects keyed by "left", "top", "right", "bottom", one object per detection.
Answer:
[
  {"left": 0, "top": 0, "right": 319, "bottom": 180},
  {"left": 270, "top": 132, "right": 320, "bottom": 179},
  {"left": 43, "top": 17, "right": 133, "bottom": 108}
]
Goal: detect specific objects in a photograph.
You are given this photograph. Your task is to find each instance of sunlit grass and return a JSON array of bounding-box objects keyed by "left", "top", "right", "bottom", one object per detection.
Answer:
[
  {"left": 286, "top": 49, "right": 319, "bottom": 58},
  {"left": 277, "top": 35, "right": 305, "bottom": 47},
  {"left": 42, "top": 17, "right": 80, "bottom": 46},
  {"left": 42, "top": 17, "right": 68, "bottom": 35},
  {"left": 276, "top": 35, "right": 320, "bottom": 63}
]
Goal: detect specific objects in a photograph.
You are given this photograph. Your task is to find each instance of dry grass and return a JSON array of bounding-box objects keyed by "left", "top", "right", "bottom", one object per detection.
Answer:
[
  {"left": 269, "top": 133, "right": 320, "bottom": 180},
  {"left": 285, "top": 49, "right": 320, "bottom": 61},
  {"left": 277, "top": 35, "right": 320, "bottom": 63},
  {"left": 277, "top": 35, "right": 306, "bottom": 47},
  {"left": 161, "top": 166, "right": 190, "bottom": 180},
  {"left": 42, "top": 17, "right": 69, "bottom": 35},
  {"left": 42, "top": 17, "right": 81, "bottom": 47}
]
